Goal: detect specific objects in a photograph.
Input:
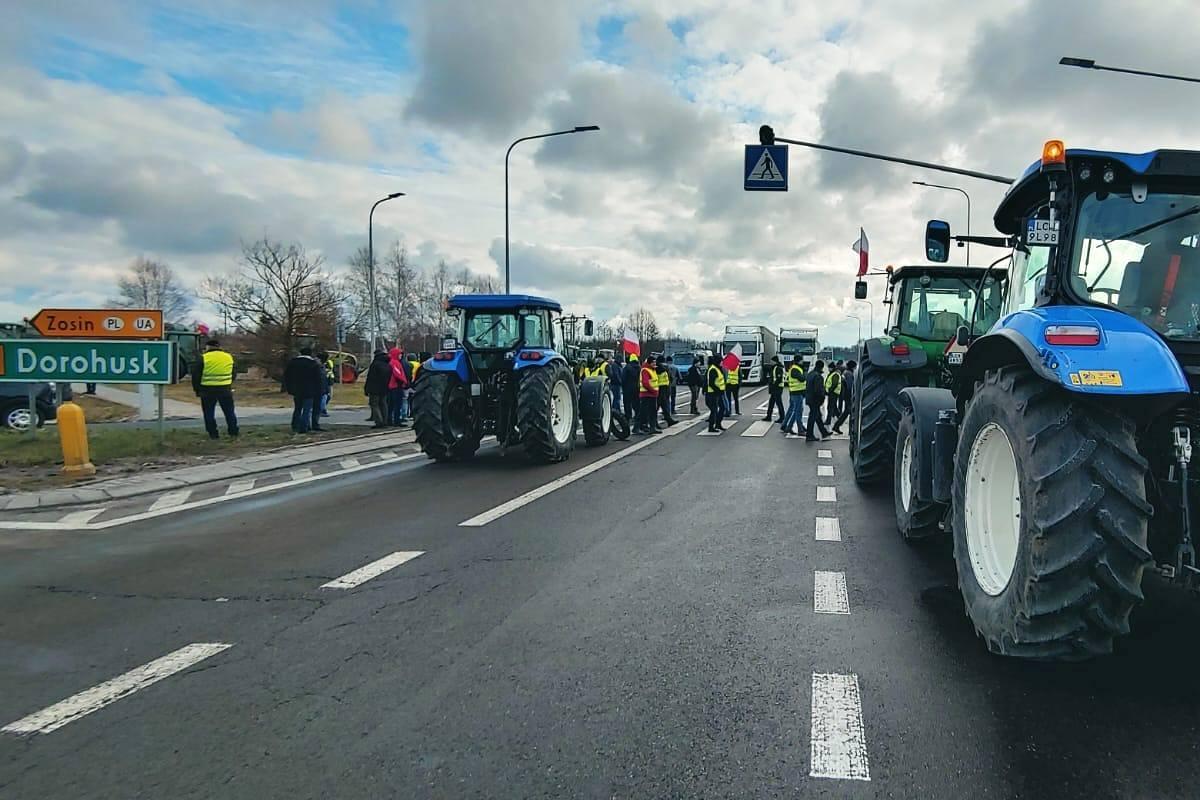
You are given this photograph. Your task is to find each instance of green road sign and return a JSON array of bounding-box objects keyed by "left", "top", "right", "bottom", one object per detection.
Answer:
[{"left": 0, "top": 339, "right": 174, "bottom": 384}]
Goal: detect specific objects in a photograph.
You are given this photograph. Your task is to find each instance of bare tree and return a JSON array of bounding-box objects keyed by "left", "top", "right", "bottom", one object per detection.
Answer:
[
  {"left": 380, "top": 243, "right": 423, "bottom": 342},
  {"left": 199, "top": 238, "right": 346, "bottom": 366},
  {"left": 110, "top": 257, "right": 191, "bottom": 322},
  {"left": 624, "top": 307, "right": 660, "bottom": 348}
]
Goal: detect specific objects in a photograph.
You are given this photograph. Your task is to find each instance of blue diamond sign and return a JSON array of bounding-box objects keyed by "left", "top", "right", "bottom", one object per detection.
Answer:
[{"left": 744, "top": 144, "right": 788, "bottom": 191}]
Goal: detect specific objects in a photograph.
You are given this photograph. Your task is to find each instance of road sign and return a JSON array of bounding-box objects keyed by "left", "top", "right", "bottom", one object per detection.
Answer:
[
  {"left": 0, "top": 340, "right": 174, "bottom": 384},
  {"left": 744, "top": 144, "right": 788, "bottom": 191},
  {"left": 29, "top": 308, "right": 164, "bottom": 340}
]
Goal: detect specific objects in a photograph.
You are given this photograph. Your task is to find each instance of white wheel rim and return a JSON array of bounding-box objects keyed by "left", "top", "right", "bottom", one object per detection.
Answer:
[
  {"left": 601, "top": 392, "right": 612, "bottom": 433},
  {"left": 964, "top": 422, "right": 1022, "bottom": 596},
  {"left": 7, "top": 408, "right": 33, "bottom": 431},
  {"left": 550, "top": 380, "right": 573, "bottom": 444},
  {"left": 899, "top": 432, "right": 914, "bottom": 512}
]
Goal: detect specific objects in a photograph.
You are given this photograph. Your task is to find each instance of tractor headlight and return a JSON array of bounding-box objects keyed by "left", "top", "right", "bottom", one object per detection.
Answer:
[{"left": 1102, "top": 166, "right": 1116, "bottom": 184}]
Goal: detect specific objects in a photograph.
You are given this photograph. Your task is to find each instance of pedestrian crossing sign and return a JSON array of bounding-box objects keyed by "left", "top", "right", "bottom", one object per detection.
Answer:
[{"left": 744, "top": 144, "right": 788, "bottom": 191}]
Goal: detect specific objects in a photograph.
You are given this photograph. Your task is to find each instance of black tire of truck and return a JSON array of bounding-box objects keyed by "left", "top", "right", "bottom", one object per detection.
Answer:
[
  {"left": 893, "top": 404, "right": 944, "bottom": 541},
  {"left": 413, "top": 372, "right": 480, "bottom": 462},
  {"left": 518, "top": 361, "right": 578, "bottom": 463},
  {"left": 581, "top": 377, "right": 613, "bottom": 447},
  {"left": 851, "top": 357, "right": 907, "bottom": 485},
  {"left": 951, "top": 365, "right": 1153, "bottom": 660}
]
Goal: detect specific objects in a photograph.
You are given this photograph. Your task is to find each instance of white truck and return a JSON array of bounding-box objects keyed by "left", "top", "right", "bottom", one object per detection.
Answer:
[
  {"left": 778, "top": 326, "right": 820, "bottom": 367},
  {"left": 721, "top": 325, "right": 778, "bottom": 384}
]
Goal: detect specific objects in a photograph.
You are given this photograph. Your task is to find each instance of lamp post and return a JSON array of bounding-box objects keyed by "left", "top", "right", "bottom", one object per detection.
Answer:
[
  {"left": 368, "top": 192, "right": 405, "bottom": 351},
  {"left": 846, "top": 314, "right": 862, "bottom": 345},
  {"left": 855, "top": 300, "right": 874, "bottom": 340},
  {"left": 505, "top": 125, "right": 600, "bottom": 294},
  {"left": 913, "top": 180, "right": 971, "bottom": 264},
  {"left": 1059, "top": 56, "right": 1200, "bottom": 85}
]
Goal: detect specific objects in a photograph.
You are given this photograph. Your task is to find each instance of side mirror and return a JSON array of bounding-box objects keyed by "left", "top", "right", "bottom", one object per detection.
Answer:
[
  {"left": 854, "top": 280, "right": 868, "bottom": 300},
  {"left": 925, "top": 220, "right": 951, "bottom": 263},
  {"left": 584, "top": 320, "right": 594, "bottom": 337},
  {"left": 955, "top": 325, "right": 969, "bottom": 346}
]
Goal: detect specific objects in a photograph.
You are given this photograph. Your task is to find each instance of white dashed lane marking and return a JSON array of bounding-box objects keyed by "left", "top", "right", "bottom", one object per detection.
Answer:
[
  {"left": 817, "top": 486, "right": 837, "bottom": 503},
  {"left": 225, "top": 480, "right": 256, "bottom": 496},
  {"left": 148, "top": 490, "right": 192, "bottom": 511},
  {"left": 290, "top": 468, "right": 313, "bottom": 481},
  {"left": 57, "top": 508, "right": 105, "bottom": 526},
  {"left": 814, "top": 571, "right": 850, "bottom": 614},
  {"left": 321, "top": 551, "right": 425, "bottom": 590},
  {"left": 2, "top": 643, "right": 233, "bottom": 736},
  {"left": 340, "top": 457, "right": 360, "bottom": 469},
  {"left": 815, "top": 517, "right": 841, "bottom": 542},
  {"left": 818, "top": 449, "right": 832, "bottom": 459},
  {"left": 810, "top": 672, "right": 871, "bottom": 781},
  {"left": 818, "top": 465, "right": 834, "bottom": 477}
]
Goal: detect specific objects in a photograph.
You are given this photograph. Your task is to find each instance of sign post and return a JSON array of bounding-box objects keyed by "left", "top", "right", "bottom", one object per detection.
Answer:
[
  {"left": 0, "top": 340, "right": 174, "bottom": 384},
  {"left": 744, "top": 144, "right": 789, "bottom": 192},
  {"left": 28, "top": 309, "right": 165, "bottom": 340}
]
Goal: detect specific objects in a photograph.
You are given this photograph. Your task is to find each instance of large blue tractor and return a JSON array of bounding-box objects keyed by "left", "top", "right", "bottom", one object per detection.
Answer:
[
  {"left": 894, "top": 141, "right": 1200, "bottom": 659},
  {"left": 413, "top": 294, "right": 618, "bottom": 463}
]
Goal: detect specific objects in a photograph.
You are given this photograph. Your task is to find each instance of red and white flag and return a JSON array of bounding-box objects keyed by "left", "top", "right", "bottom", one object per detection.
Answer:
[
  {"left": 852, "top": 228, "right": 869, "bottom": 277},
  {"left": 721, "top": 343, "right": 743, "bottom": 372},
  {"left": 620, "top": 328, "right": 640, "bottom": 357}
]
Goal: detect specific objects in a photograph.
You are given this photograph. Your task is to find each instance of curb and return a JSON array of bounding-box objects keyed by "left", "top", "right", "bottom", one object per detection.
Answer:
[{"left": 2, "top": 429, "right": 419, "bottom": 512}]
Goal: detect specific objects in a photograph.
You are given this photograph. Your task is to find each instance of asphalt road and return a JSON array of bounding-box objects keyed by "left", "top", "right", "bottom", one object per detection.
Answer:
[{"left": 3, "top": 390, "right": 1200, "bottom": 798}]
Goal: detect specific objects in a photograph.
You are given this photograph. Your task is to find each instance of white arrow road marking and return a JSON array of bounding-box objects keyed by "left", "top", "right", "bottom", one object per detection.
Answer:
[
  {"left": 815, "top": 517, "right": 841, "bottom": 542},
  {"left": 817, "top": 486, "right": 837, "bottom": 503},
  {"left": 148, "top": 490, "right": 192, "bottom": 511},
  {"left": 2, "top": 643, "right": 233, "bottom": 736},
  {"left": 810, "top": 672, "right": 871, "bottom": 781},
  {"left": 814, "top": 571, "right": 850, "bottom": 614},
  {"left": 321, "top": 551, "right": 425, "bottom": 590}
]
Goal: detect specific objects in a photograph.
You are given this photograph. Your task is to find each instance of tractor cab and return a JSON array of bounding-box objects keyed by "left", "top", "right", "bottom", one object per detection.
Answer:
[{"left": 880, "top": 265, "right": 1006, "bottom": 357}]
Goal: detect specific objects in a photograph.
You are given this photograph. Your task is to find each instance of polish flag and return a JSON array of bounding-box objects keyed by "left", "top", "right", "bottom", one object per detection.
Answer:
[
  {"left": 621, "top": 328, "right": 640, "bottom": 357},
  {"left": 852, "top": 228, "right": 869, "bottom": 276},
  {"left": 721, "top": 343, "right": 743, "bottom": 372}
]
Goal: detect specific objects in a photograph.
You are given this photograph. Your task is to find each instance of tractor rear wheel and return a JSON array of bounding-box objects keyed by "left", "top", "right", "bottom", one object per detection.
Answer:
[
  {"left": 518, "top": 361, "right": 578, "bottom": 463},
  {"left": 851, "top": 357, "right": 907, "bottom": 484},
  {"left": 413, "top": 372, "right": 480, "bottom": 462},
  {"left": 952, "top": 365, "right": 1152, "bottom": 660},
  {"left": 893, "top": 405, "right": 943, "bottom": 541}
]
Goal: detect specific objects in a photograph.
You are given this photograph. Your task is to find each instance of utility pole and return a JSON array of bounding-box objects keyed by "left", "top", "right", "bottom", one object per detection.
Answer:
[{"left": 368, "top": 192, "right": 405, "bottom": 352}]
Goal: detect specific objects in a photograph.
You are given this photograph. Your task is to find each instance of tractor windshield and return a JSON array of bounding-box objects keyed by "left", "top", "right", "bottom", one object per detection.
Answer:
[
  {"left": 464, "top": 312, "right": 520, "bottom": 350},
  {"left": 1070, "top": 191, "right": 1200, "bottom": 339},
  {"left": 897, "top": 275, "right": 1001, "bottom": 340}
]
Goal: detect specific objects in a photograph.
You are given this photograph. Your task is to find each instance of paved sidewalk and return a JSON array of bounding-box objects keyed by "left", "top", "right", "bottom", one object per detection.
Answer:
[{"left": 1, "top": 429, "right": 417, "bottom": 512}]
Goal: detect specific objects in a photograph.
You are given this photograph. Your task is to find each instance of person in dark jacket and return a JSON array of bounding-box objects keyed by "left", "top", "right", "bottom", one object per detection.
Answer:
[
  {"left": 363, "top": 350, "right": 391, "bottom": 428},
  {"left": 763, "top": 355, "right": 785, "bottom": 422},
  {"left": 686, "top": 357, "right": 704, "bottom": 415},
  {"left": 805, "top": 360, "right": 831, "bottom": 442},
  {"left": 605, "top": 355, "right": 623, "bottom": 415},
  {"left": 283, "top": 347, "right": 326, "bottom": 433},
  {"left": 665, "top": 355, "right": 681, "bottom": 415},
  {"left": 622, "top": 353, "right": 642, "bottom": 431},
  {"left": 657, "top": 358, "right": 677, "bottom": 427},
  {"left": 832, "top": 360, "right": 856, "bottom": 434}
]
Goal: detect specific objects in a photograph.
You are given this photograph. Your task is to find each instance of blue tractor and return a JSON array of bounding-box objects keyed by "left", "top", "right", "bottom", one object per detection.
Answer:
[
  {"left": 413, "top": 294, "right": 618, "bottom": 463},
  {"left": 892, "top": 140, "right": 1200, "bottom": 659}
]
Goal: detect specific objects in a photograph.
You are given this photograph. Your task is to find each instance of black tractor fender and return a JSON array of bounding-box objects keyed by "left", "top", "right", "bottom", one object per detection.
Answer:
[
  {"left": 897, "top": 387, "right": 955, "bottom": 504},
  {"left": 578, "top": 376, "right": 610, "bottom": 422},
  {"left": 865, "top": 338, "right": 929, "bottom": 371}
]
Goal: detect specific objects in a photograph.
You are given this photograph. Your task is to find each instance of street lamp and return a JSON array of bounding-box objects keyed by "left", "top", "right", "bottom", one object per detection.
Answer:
[
  {"left": 855, "top": 300, "right": 874, "bottom": 340},
  {"left": 368, "top": 192, "right": 405, "bottom": 351},
  {"left": 505, "top": 125, "right": 600, "bottom": 294},
  {"left": 846, "top": 314, "right": 862, "bottom": 345},
  {"left": 1059, "top": 56, "right": 1200, "bottom": 85},
  {"left": 913, "top": 181, "right": 971, "bottom": 264}
]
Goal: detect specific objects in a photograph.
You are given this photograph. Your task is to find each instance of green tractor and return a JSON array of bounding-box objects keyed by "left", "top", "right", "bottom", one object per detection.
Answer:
[{"left": 848, "top": 265, "right": 1007, "bottom": 537}]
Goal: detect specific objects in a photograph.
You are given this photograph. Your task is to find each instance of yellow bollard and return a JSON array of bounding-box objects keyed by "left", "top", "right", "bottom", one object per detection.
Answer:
[{"left": 57, "top": 401, "right": 96, "bottom": 478}]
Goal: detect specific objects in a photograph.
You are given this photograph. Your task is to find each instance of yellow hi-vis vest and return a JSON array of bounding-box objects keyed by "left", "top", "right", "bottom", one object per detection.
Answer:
[
  {"left": 200, "top": 350, "right": 234, "bottom": 387},
  {"left": 706, "top": 365, "right": 725, "bottom": 393},
  {"left": 825, "top": 370, "right": 842, "bottom": 395},
  {"left": 787, "top": 364, "right": 806, "bottom": 394},
  {"left": 656, "top": 370, "right": 669, "bottom": 389},
  {"left": 726, "top": 364, "right": 740, "bottom": 385}
]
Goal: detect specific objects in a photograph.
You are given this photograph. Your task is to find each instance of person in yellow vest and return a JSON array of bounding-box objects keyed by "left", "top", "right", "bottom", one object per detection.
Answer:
[
  {"left": 725, "top": 353, "right": 741, "bottom": 415},
  {"left": 636, "top": 354, "right": 662, "bottom": 435},
  {"left": 780, "top": 359, "right": 808, "bottom": 436},
  {"left": 191, "top": 339, "right": 239, "bottom": 440},
  {"left": 824, "top": 360, "right": 844, "bottom": 426},
  {"left": 705, "top": 354, "right": 727, "bottom": 432},
  {"left": 656, "top": 357, "right": 677, "bottom": 427}
]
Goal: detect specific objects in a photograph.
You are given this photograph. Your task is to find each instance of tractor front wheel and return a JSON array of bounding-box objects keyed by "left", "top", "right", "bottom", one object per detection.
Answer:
[
  {"left": 851, "top": 357, "right": 907, "bottom": 484},
  {"left": 951, "top": 366, "right": 1152, "bottom": 659},
  {"left": 518, "top": 362, "right": 578, "bottom": 463},
  {"left": 893, "top": 405, "right": 943, "bottom": 541}
]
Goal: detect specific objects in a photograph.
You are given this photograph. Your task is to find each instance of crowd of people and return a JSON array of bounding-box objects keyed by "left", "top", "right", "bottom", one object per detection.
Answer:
[
  {"left": 362, "top": 347, "right": 424, "bottom": 430},
  {"left": 571, "top": 348, "right": 857, "bottom": 443}
]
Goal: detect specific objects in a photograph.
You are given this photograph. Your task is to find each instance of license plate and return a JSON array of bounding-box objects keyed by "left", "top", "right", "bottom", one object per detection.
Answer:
[
  {"left": 1027, "top": 219, "right": 1060, "bottom": 246},
  {"left": 947, "top": 352, "right": 963, "bottom": 365}
]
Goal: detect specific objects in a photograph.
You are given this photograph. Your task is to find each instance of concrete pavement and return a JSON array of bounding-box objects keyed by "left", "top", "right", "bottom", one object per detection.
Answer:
[{"left": 2, "top": 390, "right": 1199, "bottom": 798}]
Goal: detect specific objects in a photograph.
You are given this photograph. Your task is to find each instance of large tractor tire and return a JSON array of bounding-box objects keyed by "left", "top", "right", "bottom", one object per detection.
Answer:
[
  {"left": 413, "top": 372, "right": 480, "bottom": 462},
  {"left": 951, "top": 365, "right": 1152, "bottom": 660},
  {"left": 893, "top": 405, "right": 943, "bottom": 541},
  {"left": 610, "top": 410, "right": 631, "bottom": 441},
  {"left": 580, "top": 376, "right": 612, "bottom": 447},
  {"left": 850, "top": 357, "right": 908, "bottom": 484},
  {"left": 518, "top": 361, "right": 578, "bottom": 463}
]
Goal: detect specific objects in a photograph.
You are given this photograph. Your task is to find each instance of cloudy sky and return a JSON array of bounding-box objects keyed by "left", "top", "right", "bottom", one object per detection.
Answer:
[{"left": 4, "top": 0, "right": 1200, "bottom": 345}]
